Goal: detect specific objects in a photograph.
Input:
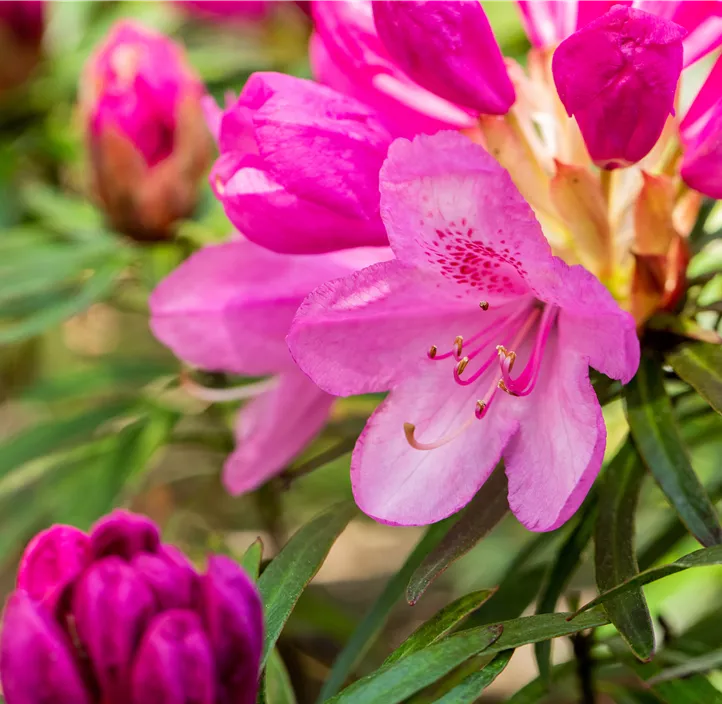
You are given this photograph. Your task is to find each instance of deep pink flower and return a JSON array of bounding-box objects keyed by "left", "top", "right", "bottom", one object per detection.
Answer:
[
  {"left": 518, "top": 1, "right": 722, "bottom": 66},
  {"left": 80, "top": 21, "right": 210, "bottom": 241},
  {"left": 552, "top": 5, "right": 685, "bottom": 169},
  {"left": 310, "top": 0, "right": 489, "bottom": 136},
  {"left": 288, "top": 132, "right": 639, "bottom": 531},
  {"left": 207, "top": 72, "right": 392, "bottom": 254},
  {"left": 150, "top": 235, "right": 390, "bottom": 495},
  {"left": 0, "top": 511, "right": 263, "bottom": 704},
  {"left": 680, "top": 54, "right": 722, "bottom": 198},
  {"left": 371, "top": 1, "right": 514, "bottom": 115}
]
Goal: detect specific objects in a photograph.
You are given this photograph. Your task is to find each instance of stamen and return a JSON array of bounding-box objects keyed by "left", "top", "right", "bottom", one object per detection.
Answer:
[
  {"left": 456, "top": 357, "right": 470, "bottom": 375},
  {"left": 404, "top": 418, "right": 475, "bottom": 451},
  {"left": 453, "top": 336, "right": 464, "bottom": 358},
  {"left": 181, "top": 370, "right": 277, "bottom": 402},
  {"left": 479, "top": 301, "right": 489, "bottom": 311},
  {"left": 428, "top": 345, "right": 438, "bottom": 359}
]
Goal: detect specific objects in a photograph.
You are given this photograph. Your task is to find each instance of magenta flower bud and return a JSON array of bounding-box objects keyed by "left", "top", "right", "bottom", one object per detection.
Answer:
[
  {"left": 372, "top": 1, "right": 514, "bottom": 115},
  {"left": 73, "top": 557, "right": 156, "bottom": 703},
  {"left": 0, "top": 591, "right": 91, "bottom": 704},
  {"left": 80, "top": 21, "right": 211, "bottom": 242},
  {"left": 200, "top": 556, "right": 263, "bottom": 704},
  {"left": 131, "top": 610, "right": 216, "bottom": 704},
  {"left": 0, "top": 512, "right": 264, "bottom": 704},
  {"left": 90, "top": 508, "right": 161, "bottom": 560},
  {"left": 132, "top": 546, "right": 197, "bottom": 610},
  {"left": 680, "top": 55, "right": 722, "bottom": 198},
  {"left": 209, "top": 71, "right": 392, "bottom": 253},
  {"left": 16, "top": 525, "right": 90, "bottom": 611},
  {"left": 0, "top": 2, "right": 44, "bottom": 93},
  {"left": 552, "top": 5, "right": 685, "bottom": 169}
]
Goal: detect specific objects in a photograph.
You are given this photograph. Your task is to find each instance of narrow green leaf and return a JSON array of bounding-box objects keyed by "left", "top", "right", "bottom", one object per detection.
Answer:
[
  {"left": 264, "top": 649, "right": 297, "bottom": 704},
  {"left": 648, "top": 649, "right": 722, "bottom": 684},
  {"left": 318, "top": 519, "right": 454, "bottom": 702},
  {"left": 595, "top": 439, "right": 655, "bottom": 661},
  {"left": 407, "top": 466, "right": 509, "bottom": 604},
  {"left": 575, "top": 544, "right": 722, "bottom": 616},
  {"left": 624, "top": 354, "right": 722, "bottom": 547},
  {"left": 241, "top": 539, "right": 264, "bottom": 581},
  {"left": 535, "top": 492, "right": 598, "bottom": 681},
  {"left": 327, "top": 625, "right": 504, "bottom": 704},
  {"left": 433, "top": 651, "right": 513, "bottom": 703},
  {"left": 0, "top": 258, "right": 129, "bottom": 345},
  {"left": 384, "top": 589, "right": 496, "bottom": 665},
  {"left": 668, "top": 343, "right": 722, "bottom": 416},
  {"left": 0, "top": 399, "right": 135, "bottom": 481},
  {"left": 258, "top": 503, "right": 355, "bottom": 667}
]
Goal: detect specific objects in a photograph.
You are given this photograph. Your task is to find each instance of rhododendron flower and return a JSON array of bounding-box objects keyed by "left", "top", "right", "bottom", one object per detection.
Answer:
[
  {"left": 288, "top": 132, "right": 639, "bottom": 531},
  {"left": 80, "top": 21, "right": 210, "bottom": 241},
  {"left": 680, "top": 54, "right": 722, "bottom": 198},
  {"left": 310, "top": 0, "right": 512, "bottom": 137},
  {"left": 150, "top": 236, "right": 389, "bottom": 495},
  {"left": 0, "top": 1, "right": 44, "bottom": 93},
  {"left": 518, "top": 0, "right": 722, "bottom": 66},
  {"left": 207, "top": 72, "right": 392, "bottom": 253},
  {"left": 552, "top": 5, "right": 685, "bottom": 169},
  {"left": 0, "top": 510, "right": 263, "bottom": 704}
]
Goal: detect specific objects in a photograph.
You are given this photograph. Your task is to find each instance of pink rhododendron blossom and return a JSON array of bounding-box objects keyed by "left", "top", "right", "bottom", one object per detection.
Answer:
[
  {"left": 0, "top": 511, "right": 263, "bottom": 704},
  {"left": 552, "top": 5, "right": 685, "bottom": 169},
  {"left": 310, "top": 0, "right": 492, "bottom": 136},
  {"left": 371, "top": 1, "right": 514, "bottom": 115},
  {"left": 680, "top": 54, "right": 722, "bottom": 198},
  {"left": 517, "top": 0, "right": 722, "bottom": 66},
  {"left": 150, "top": 236, "right": 390, "bottom": 495},
  {"left": 288, "top": 132, "right": 639, "bottom": 531},
  {"left": 207, "top": 72, "right": 392, "bottom": 254}
]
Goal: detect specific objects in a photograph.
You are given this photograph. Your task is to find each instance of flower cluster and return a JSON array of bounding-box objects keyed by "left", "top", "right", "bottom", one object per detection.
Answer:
[
  {"left": 77, "top": 2, "right": 722, "bottom": 532},
  {"left": 0, "top": 510, "right": 263, "bottom": 704}
]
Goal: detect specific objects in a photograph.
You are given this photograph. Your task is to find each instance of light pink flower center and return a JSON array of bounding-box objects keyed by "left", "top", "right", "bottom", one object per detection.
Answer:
[{"left": 404, "top": 301, "right": 559, "bottom": 451}]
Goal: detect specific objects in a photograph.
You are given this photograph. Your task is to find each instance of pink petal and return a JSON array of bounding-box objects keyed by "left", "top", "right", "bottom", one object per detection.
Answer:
[
  {"left": 380, "top": 131, "right": 551, "bottom": 299},
  {"left": 310, "top": 0, "right": 476, "bottom": 136},
  {"left": 372, "top": 1, "right": 514, "bottom": 115},
  {"left": 213, "top": 153, "right": 389, "bottom": 254},
  {"left": 637, "top": 0, "right": 722, "bottom": 66},
  {"left": 150, "top": 239, "right": 363, "bottom": 375},
  {"left": 552, "top": 5, "right": 685, "bottom": 168},
  {"left": 0, "top": 591, "right": 92, "bottom": 704},
  {"left": 505, "top": 332, "right": 606, "bottom": 531},
  {"left": 288, "top": 259, "right": 492, "bottom": 396},
  {"left": 223, "top": 369, "right": 335, "bottom": 495},
  {"left": 89, "top": 509, "right": 160, "bottom": 560},
  {"left": 17, "top": 525, "right": 90, "bottom": 612},
  {"left": 351, "top": 358, "right": 520, "bottom": 526}
]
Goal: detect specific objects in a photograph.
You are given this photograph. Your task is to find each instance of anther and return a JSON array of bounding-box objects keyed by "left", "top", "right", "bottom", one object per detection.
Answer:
[
  {"left": 479, "top": 301, "right": 489, "bottom": 311},
  {"left": 475, "top": 400, "right": 486, "bottom": 418},
  {"left": 428, "top": 345, "right": 438, "bottom": 359},
  {"left": 453, "top": 336, "right": 464, "bottom": 356},
  {"left": 456, "top": 357, "right": 470, "bottom": 375},
  {"left": 498, "top": 379, "right": 518, "bottom": 396}
]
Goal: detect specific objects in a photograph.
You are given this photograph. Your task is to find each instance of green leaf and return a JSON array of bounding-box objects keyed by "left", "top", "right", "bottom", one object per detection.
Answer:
[
  {"left": 241, "top": 538, "right": 263, "bottom": 581},
  {"left": 384, "top": 589, "right": 496, "bottom": 665},
  {"left": 0, "top": 257, "right": 130, "bottom": 345},
  {"left": 648, "top": 649, "right": 722, "bottom": 684},
  {"left": 624, "top": 354, "right": 722, "bottom": 547},
  {"left": 432, "top": 651, "right": 513, "bottom": 704},
  {"left": 326, "top": 625, "right": 504, "bottom": 704},
  {"left": 535, "top": 492, "right": 598, "bottom": 681},
  {"left": 668, "top": 344, "right": 722, "bottom": 416},
  {"left": 576, "top": 544, "right": 722, "bottom": 616},
  {"left": 318, "top": 519, "right": 454, "bottom": 702},
  {"left": 257, "top": 503, "right": 355, "bottom": 667},
  {"left": 264, "top": 649, "right": 297, "bottom": 704},
  {"left": 0, "top": 399, "right": 135, "bottom": 482},
  {"left": 595, "top": 440, "right": 655, "bottom": 661},
  {"left": 406, "top": 466, "right": 509, "bottom": 605}
]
